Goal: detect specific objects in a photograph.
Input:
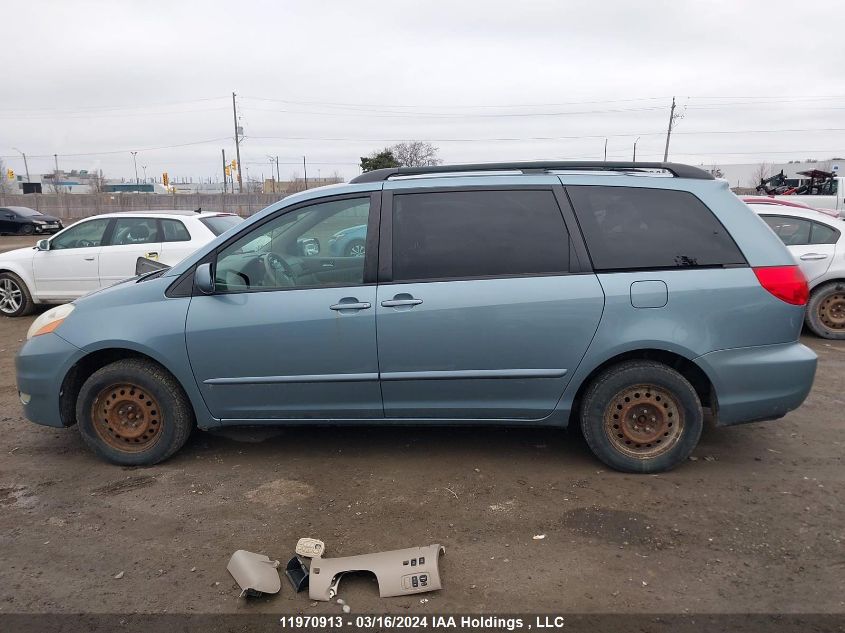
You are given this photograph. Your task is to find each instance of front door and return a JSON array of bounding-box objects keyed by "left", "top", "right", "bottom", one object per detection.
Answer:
[
  {"left": 98, "top": 216, "right": 163, "bottom": 285},
  {"left": 185, "top": 194, "right": 382, "bottom": 422},
  {"left": 32, "top": 217, "right": 111, "bottom": 299},
  {"left": 376, "top": 186, "right": 604, "bottom": 420}
]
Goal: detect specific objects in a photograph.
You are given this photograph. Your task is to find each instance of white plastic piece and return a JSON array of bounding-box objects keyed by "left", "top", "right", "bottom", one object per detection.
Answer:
[{"left": 296, "top": 537, "right": 326, "bottom": 558}]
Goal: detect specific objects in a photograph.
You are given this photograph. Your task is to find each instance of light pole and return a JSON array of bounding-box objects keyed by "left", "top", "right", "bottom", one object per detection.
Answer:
[
  {"left": 131, "top": 151, "right": 139, "bottom": 184},
  {"left": 11, "top": 147, "right": 31, "bottom": 183},
  {"left": 267, "top": 155, "right": 276, "bottom": 192},
  {"left": 633, "top": 137, "right": 640, "bottom": 162}
]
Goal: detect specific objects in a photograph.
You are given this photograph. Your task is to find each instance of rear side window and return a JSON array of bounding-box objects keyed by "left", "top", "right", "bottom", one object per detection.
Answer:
[
  {"left": 392, "top": 190, "right": 570, "bottom": 281},
  {"left": 567, "top": 186, "right": 745, "bottom": 271},
  {"left": 161, "top": 219, "right": 191, "bottom": 242},
  {"left": 762, "top": 214, "right": 840, "bottom": 246}
]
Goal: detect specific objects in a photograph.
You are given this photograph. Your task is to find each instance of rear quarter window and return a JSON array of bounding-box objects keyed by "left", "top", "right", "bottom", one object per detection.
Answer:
[
  {"left": 567, "top": 186, "right": 746, "bottom": 271},
  {"left": 199, "top": 215, "right": 243, "bottom": 236}
]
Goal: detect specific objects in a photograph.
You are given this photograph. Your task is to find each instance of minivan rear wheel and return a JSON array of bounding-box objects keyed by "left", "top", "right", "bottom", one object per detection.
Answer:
[
  {"left": 805, "top": 281, "right": 845, "bottom": 340},
  {"left": 580, "top": 360, "right": 703, "bottom": 473},
  {"left": 76, "top": 359, "right": 194, "bottom": 466}
]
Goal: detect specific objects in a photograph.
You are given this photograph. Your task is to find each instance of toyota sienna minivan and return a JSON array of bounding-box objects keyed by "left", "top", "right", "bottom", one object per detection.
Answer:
[{"left": 15, "top": 162, "right": 818, "bottom": 473}]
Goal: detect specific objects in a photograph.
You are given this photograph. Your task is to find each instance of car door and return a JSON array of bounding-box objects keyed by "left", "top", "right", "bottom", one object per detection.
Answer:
[
  {"left": 185, "top": 193, "right": 382, "bottom": 422},
  {"left": 761, "top": 214, "right": 837, "bottom": 281},
  {"left": 98, "top": 217, "right": 163, "bottom": 285},
  {"left": 32, "top": 218, "right": 111, "bottom": 299},
  {"left": 376, "top": 184, "right": 605, "bottom": 420},
  {"left": 0, "top": 208, "right": 17, "bottom": 234},
  {"left": 158, "top": 218, "right": 200, "bottom": 265}
]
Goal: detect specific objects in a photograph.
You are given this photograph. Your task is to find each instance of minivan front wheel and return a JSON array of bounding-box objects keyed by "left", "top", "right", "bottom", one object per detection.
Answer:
[
  {"left": 76, "top": 359, "right": 194, "bottom": 466},
  {"left": 580, "top": 360, "right": 703, "bottom": 473}
]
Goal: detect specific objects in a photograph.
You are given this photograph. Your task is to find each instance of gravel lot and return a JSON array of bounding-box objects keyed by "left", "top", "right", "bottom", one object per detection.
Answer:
[{"left": 0, "top": 234, "right": 843, "bottom": 616}]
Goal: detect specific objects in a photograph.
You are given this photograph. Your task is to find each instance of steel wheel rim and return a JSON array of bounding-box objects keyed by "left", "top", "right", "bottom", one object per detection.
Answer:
[
  {"left": 0, "top": 278, "right": 23, "bottom": 314},
  {"left": 603, "top": 384, "right": 684, "bottom": 459},
  {"left": 91, "top": 383, "right": 163, "bottom": 453},
  {"left": 819, "top": 292, "right": 845, "bottom": 330},
  {"left": 348, "top": 243, "right": 365, "bottom": 257}
]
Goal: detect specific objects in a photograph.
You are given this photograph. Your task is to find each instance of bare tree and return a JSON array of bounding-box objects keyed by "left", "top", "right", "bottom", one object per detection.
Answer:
[
  {"left": 749, "top": 162, "right": 772, "bottom": 188},
  {"left": 88, "top": 169, "right": 108, "bottom": 193},
  {"left": 0, "top": 158, "right": 14, "bottom": 194},
  {"left": 390, "top": 141, "right": 443, "bottom": 168}
]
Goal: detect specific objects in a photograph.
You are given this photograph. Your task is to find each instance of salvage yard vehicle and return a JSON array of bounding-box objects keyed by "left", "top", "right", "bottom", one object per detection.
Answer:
[
  {"left": 744, "top": 197, "right": 845, "bottom": 339},
  {"left": 0, "top": 210, "right": 242, "bottom": 317},
  {"left": 15, "top": 162, "right": 817, "bottom": 473},
  {"left": 0, "top": 206, "right": 63, "bottom": 235}
]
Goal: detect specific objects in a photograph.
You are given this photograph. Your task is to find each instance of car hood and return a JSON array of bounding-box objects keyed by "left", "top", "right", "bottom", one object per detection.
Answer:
[
  {"left": 32, "top": 214, "right": 61, "bottom": 222},
  {"left": 0, "top": 246, "right": 36, "bottom": 263}
]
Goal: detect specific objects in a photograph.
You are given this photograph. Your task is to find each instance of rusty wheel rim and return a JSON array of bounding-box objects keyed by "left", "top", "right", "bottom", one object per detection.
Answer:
[
  {"left": 91, "top": 383, "right": 163, "bottom": 453},
  {"left": 603, "top": 384, "right": 684, "bottom": 459},
  {"left": 818, "top": 293, "right": 845, "bottom": 331}
]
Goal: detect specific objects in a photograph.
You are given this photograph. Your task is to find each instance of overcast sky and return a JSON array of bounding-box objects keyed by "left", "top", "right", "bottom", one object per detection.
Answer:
[{"left": 2, "top": 0, "right": 844, "bottom": 183}]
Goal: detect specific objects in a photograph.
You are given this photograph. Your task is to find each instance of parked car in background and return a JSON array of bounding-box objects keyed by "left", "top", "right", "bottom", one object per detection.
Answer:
[
  {"left": 0, "top": 206, "right": 64, "bottom": 235},
  {"left": 328, "top": 223, "right": 367, "bottom": 257},
  {"left": 744, "top": 197, "right": 845, "bottom": 339},
  {"left": 16, "top": 162, "right": 816, "bottom": 474},
  {"left": 0, "top": 210, "right": 242, "bottom": 317}
]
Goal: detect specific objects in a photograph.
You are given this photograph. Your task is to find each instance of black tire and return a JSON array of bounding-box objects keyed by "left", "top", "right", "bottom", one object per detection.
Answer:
[
  {"left": 0, "top": 271, "right": 35, "bottom": 317},
  {"left": 344, "top": 239, "right": 366, "bottom": 257},
  {"left": 19, "top": 224, "right": 35, "bottom": 235},
  {"left": 804, "top": 281, "right": 845, "bottom": 340},
  {"left": 580, "top": 360, "right": 703, "bottom": 473},
  {"left": 76, "top": 359, "right": 194, "bottom": 466}
]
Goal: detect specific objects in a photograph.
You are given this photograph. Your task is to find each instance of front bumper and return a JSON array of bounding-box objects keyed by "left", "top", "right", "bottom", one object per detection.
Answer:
[
  {"left": 695, "top": 341, "right": 817, "bottom": 426},
  {"left": 34, "top": 224, "right": 62, "bottom": 233},
  {"left": 15, "top": 333, "right": 82, "bottom": 428}
]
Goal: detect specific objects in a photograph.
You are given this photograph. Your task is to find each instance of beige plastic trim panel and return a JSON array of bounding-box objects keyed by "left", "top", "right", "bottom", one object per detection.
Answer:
[
  {"left": 227, "top": 550, "right": 281, "bottom": 597},
  {"left": 309, "top": 544, "right": 444, "bottom": 601}
]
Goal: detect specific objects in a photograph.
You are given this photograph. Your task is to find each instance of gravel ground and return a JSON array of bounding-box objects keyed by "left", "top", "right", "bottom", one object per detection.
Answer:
[{"left": 0, "top": 235, "right": 842, "bottom": 617}]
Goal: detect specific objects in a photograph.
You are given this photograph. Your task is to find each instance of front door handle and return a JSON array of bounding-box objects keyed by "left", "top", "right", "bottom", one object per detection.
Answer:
[
  {"left": 330, "top": 299, "right": 371, "bottom": 311},
  {"left": 381, "top": 298, "right": 423, "bottom": 307},
  {"left": 83, "top": 256, "right": 95, "bottom": 261},
  {"left": 800, "top": 253, "right": 828, "bottom": 261}
]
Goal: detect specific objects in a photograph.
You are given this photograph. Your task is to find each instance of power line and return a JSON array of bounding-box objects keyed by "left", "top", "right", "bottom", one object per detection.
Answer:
[
  {"left": 0, "top": 96, "right": 229, "bottom": 114},
  {"left": 0, "top": 136, "right": 231, "bottom": 159}
]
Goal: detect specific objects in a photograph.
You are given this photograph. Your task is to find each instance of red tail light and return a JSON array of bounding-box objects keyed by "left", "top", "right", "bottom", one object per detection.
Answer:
[{"left": 753, "top": 265, "right": 809, "bottom": 306}]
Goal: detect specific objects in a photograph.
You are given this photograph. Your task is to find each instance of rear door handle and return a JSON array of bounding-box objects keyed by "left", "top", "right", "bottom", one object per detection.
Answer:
[
  {"left": 800, "top": 253, "right": 828, "bottom": 260},
  {"left": 381, "top": 299, "right": 423, "bottom": 307},
  {"left": 330, "top": 301, "right": 371, "bottom": 311}
]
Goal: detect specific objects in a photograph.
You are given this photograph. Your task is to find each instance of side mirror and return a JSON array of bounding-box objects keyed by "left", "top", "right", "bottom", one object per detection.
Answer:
[
  {"left": 36, "top": 239, "right": 50, "bottom": 251},
  {"left": 297, "top": 237, "right": 320, "bottom": 257},
  {"left": 194, "top": 263, "right": 215, "bottom": 295}
]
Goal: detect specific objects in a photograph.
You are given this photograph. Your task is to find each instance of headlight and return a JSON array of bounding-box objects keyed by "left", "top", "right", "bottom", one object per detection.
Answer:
[
  {"left": 33, "top": 220, "right": 47, "bottom": 225},
  {"left": 27, "top": 304, "right": 74, "bottom": 340}
]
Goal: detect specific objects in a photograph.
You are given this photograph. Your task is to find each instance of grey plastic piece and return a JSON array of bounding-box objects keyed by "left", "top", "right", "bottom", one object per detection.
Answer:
[
  {"left": 308, "top": 544, "right": 444, "bottom": 601},
  {"left": 227, "top": 550, "right": 281, "bottom": 597}
]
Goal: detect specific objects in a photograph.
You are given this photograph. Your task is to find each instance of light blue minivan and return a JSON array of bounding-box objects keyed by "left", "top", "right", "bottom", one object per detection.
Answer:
[{"left": 15, "top": 162, "right": 817, "bottom": 472}]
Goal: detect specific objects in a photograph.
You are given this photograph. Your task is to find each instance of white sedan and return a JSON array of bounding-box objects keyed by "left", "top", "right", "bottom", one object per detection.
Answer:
[
  {"left": 745, "top": 198, "right": 845, "bottom": 339},
  {"left": 0, "top": 210, "right": 242, "bottom": 317}
]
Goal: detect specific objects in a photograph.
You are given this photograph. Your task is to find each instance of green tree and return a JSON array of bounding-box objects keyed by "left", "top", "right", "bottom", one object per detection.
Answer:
[{"left": 360, "top": 149, "right": 399, "bottom": 172}]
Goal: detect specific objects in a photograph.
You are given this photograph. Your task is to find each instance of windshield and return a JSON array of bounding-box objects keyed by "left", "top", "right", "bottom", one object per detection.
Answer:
[
  {"left": 9, "top": 207, "right": 41, "bottom": 217},
  {"left": 199, "top": 214, "right": 243, "bottom": 236}
]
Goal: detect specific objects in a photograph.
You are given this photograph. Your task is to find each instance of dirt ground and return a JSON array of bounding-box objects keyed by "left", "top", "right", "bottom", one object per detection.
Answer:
[{"left": 0, "top": 234, "right": 843, "bottom": 617}]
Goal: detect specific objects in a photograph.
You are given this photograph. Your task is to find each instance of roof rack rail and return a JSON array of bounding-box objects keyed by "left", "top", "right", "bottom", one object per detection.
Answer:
[{"left": 349, "top": 161, "right": 714, "bottom": 184}]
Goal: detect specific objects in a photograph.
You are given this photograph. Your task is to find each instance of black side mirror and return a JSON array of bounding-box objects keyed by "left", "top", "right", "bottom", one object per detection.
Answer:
[{"left": 194, "top": 263, "right": 215, "bottom": 295}]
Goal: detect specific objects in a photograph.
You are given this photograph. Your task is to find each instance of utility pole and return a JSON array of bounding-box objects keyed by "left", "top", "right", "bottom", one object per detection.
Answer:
[
  {"left": 232, "top": 92, "right": 243, "bottom": 193},
  {"left": 267, "top": 155, "right": 276, "bottom": 193},
  {"left": 142, "top": 165, "right": 147, "bottom": 183},
  {"left": 53, "top": 154, "right": 59, "bottom": 175},
  {"left": 303, "top": 155, "right": 308, "bottom": 190},
  {"left": 12, "top": 148, "right": 30, "bottom": 182},
  {"left": 275, "top": 156, "right": 280, "bottom": 187},
  {"left": 222, "top": 149, "right": 228, "bottom": 194},
  {"left": 633, "top": 137, "right": 640, "bottom": 162},
  {"left": 663, "top": 97, "right": 676, "bottom": 162},
  {"left": 604, "top": 138, "right": 608, "bottom": 161},
  {"left": 131, "top": 151, "right": 139, "bottom": 183}
]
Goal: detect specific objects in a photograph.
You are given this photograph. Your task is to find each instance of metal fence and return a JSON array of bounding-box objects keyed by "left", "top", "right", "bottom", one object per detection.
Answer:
[{"left": 0, "top": 193, "right": 289, "bottom": 220}]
